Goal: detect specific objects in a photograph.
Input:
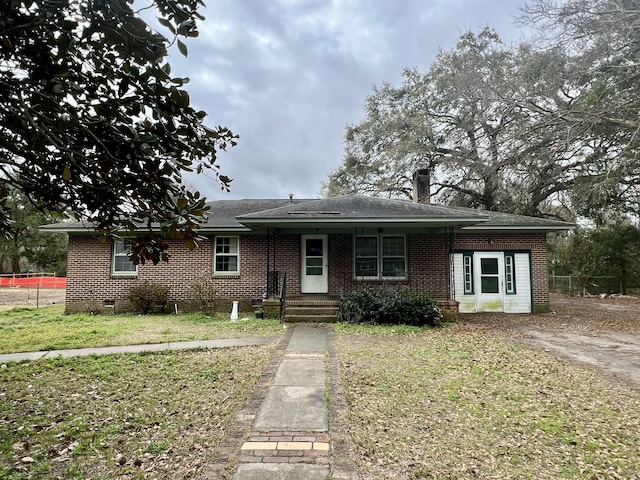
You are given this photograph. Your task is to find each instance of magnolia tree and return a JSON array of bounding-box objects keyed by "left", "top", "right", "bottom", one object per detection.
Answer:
[{"left": 0, "top": 0, "right": 237, "bottom": 264}]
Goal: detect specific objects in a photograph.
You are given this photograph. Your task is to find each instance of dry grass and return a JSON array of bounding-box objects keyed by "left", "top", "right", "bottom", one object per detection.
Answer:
[
  {"left": 0, "top": 306, "right": 284, "bottom": 354},
  {"left": 336, "top": 326, "right": 640, "bottom": 479},
  {"left": 0, "top": 345, "right": 276, "bottom": 479}
]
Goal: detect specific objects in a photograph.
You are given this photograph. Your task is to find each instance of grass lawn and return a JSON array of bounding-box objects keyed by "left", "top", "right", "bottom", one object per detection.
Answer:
[
  {"left": 0, "top": 345, "right": 276, "bottom": 479},
  {"left": 0, "top": 306, "right": 285, "bottom": 354},
  {"left": 336, "top": 324, "right": 640, "bottom": 479}
]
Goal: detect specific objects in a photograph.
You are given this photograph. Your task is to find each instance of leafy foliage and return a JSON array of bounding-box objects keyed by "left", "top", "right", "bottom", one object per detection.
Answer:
[
  {"left": 520, "top": 0, "right": 640, "bottom": 219},
  {"left": 0, "top": 189, "right": 67, "bottom": 274},
  {"left": 340, "top": 287, "right": 441, "bottom": 327},
  {"left": 326, "top": 2, "right": 640, "bottom": 222},
  {"left": 126, "top": 281, "right": 170, "bottom": 314},
  {"left": 550, "top": 221, "right": 640, "bottom": 294},
  {"left": 325, "top": 29, "right": 575, "bottom": 218},
  {"left": 0, "top": 0, "right": 237, "bottom": 265}
]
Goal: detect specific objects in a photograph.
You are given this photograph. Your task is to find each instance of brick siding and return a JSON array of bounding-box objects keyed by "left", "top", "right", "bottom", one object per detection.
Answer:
[{"left": 65, "top": 230, "right": 550, "bottom": 313}]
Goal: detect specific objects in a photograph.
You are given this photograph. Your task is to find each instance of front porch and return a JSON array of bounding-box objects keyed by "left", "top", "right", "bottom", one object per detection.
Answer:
[
  {"left": 262, "top": 283, "right": 459, "bottom": 323},
  {"left": 263, "top": 295, "right": 341, "bottom": 323}
]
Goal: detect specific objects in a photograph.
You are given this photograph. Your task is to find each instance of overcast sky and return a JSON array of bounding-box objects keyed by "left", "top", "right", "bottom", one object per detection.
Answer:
[{"left": 166, "top": 0, "right": 527, "bottom": 201}]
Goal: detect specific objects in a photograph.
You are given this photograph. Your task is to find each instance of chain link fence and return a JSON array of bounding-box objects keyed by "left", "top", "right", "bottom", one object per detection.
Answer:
[{"left": 549, "top": 274, "right": 626, "bottom": 296}]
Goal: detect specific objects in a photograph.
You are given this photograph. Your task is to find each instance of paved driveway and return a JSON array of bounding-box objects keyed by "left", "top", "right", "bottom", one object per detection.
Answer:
[{"left": 465, "top": 293, "right": 640, "bottom": 387}]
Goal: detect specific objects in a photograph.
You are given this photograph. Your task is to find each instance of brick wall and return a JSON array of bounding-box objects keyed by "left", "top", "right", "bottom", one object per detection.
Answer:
[
  {"left": 66, "top": 233, "right": 306, "bottom": 313},
  {"left": 65, "top": 230, "right": 550, "bottom": 313}
]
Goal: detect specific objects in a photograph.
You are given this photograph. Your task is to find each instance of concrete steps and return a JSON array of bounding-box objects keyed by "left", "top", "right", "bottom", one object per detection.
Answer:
[
  {"left": 263, "top": 297, "right": 340, "bottom": 323},
  {"left": 285, "top": 307, "right": 340, "bottom": 323}
]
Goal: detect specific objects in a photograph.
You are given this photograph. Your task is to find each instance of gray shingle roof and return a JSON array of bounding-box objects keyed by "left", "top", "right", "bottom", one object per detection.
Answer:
[{"left": 41, "top": 195, "right": 573, "bottom": 232}]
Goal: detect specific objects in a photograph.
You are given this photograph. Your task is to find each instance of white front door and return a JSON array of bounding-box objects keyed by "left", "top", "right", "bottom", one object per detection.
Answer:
[
  {"left": 301, "top": 235, "right": 328, "bottom": 294},
  {"left": 474, "top": 252, "right": 504, "bottom": 312}
]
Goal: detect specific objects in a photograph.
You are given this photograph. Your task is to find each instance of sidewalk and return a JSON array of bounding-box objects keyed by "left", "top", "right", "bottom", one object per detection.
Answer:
[
  {"left": 0, "top": 336, "right": 280, "bottom": 364},
  {"left": 203, "top": 324, "right": 360, "bottom": 479}
]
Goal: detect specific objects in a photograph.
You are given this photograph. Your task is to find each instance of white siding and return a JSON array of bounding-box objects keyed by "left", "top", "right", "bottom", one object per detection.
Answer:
[
  {"left": 453, "top": 252, "right": 532, "bottom": 314},
  {"left": 504, "top": 253, "right": 531, "bottom": 313},
  {"left": 452, "top": 253, "right": 476, "bottom": 313}
]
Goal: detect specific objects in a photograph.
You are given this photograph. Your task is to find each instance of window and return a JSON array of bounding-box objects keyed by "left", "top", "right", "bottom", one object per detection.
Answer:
[
  {"left": 463, "top": 254, "right": 473, "bottom": 294},
  {"left": 504, "top": 254, "right": 516, "bottom": 294},
  {"left": 112, "top": 240, "right": 137, "bottom": 275},
  {"left": 355, "top": 235, "right": 406, "bottom": 279},
  {"left": 214, "top": 236, "right": 239, "bottom": 274},
  {"left": 480, "top": 257, "right": 500, "bottom": 293}
]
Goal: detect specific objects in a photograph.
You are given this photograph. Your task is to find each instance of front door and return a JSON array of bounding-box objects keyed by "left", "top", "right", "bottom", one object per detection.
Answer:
[
  {"left": 301, "top": 235, "right": 328, "bottom": 294},
  {"left": 474, "top": 252, "right": 504, "bottom": 312}
]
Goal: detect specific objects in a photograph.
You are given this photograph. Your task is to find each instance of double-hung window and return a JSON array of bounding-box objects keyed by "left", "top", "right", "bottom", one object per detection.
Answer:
[
  {"left": 354, "top": 235, "right": 406, "bottom": 279},
  {"left": 112, "top": 240, "right": 137, "bottom": 276},
  {"left": 214, "top": 236, "right": 240, "bottom": 275}
]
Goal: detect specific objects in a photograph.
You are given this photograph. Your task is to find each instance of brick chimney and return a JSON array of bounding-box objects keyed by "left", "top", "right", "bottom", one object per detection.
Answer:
[{"left": 412, "top": 169, "right": 430, "bottom": 204}]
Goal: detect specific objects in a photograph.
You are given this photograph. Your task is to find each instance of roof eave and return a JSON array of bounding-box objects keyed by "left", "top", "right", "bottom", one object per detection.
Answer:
[
  {"left": 237, "top": 217, "right": 488, "bottom": 226},
  {"left": 461, "top": 224, "right": 575, "bottom": 232}
]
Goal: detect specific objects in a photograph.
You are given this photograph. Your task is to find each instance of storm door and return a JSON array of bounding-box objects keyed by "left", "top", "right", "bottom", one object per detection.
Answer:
[
  {"left": 301, "top": 235, "right": 328, "bottom": 294},
  {"left": 473, "top": 252, "right": 504, "bottom": 312}
]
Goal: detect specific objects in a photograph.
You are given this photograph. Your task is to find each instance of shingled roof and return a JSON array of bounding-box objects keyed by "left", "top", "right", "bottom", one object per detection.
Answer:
[{"left": 41, "top": 195, "right": 573, "bottom": 233}]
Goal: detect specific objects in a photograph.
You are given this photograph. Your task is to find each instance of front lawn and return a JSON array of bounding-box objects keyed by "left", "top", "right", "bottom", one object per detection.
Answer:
[
  {"left": 0, "top": 345, "right": 276, "bottom": 479},
  {"left": 0, "top": 306, "right": 284, "bottom": 354},
  {"left": 336, "top": 325, "right": 640, "bottom": 479}
]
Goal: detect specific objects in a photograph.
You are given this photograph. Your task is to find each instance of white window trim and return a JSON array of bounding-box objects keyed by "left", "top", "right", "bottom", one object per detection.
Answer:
[
  {"left": 505, "top": 254, "right": 516, "bottom": 294},
  {"left": 354, "top": 234, "right": 406, "bottom": 280},
  {"left": 463, "top": 254, "right": 473, "bottom": 294},
  {"left": 112, "top": 240, "right": 138, "bottom": 276},
  {"left": 213, "top": 236, "right": 240, "bottom": 275}
]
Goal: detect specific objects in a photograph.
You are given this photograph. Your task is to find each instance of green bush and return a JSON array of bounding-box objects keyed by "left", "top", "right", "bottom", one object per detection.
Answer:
[
  {"left": 126, "top": 281, "right": 170, "bottom": 314},
  {"left": 340, "top": 287, "right": 441, "bottom": 327},
  {"left": 190, "top": 276, "right": 218, "bottom": 315}
]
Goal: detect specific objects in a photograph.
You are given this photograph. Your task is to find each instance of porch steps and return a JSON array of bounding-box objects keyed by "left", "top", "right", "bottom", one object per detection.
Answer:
[
  {"left": 263, "top": 297, "right": 341, "bottom": 323},
  {"left": 285, "top": 305, "right": 340, "bottom": 323}
]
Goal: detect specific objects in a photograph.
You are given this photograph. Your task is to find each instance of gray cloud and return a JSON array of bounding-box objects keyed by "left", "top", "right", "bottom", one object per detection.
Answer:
[{"left": 167, "top": 0, "right": 525, "bottom": 200}]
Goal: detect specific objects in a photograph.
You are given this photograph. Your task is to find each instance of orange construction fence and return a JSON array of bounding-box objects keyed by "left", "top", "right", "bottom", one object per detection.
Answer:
[{"left": 0, "top": 275, "right": 67, "bottom": 288}]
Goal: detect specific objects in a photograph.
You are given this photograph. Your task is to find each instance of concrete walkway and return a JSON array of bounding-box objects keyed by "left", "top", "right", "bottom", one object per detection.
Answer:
[
  {"left": 203, "top": 324, "right": 360, "bottom": 479},
  {"left": 0, "top": 336, "right": 280, "bottom": 363},
  {"left": 235, "top": 324, "right": 330, "bottom": 479}
]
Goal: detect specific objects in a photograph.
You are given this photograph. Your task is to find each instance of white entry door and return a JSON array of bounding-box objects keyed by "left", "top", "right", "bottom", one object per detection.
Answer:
[
  {"left": 301, "top": 235, "right": 328, "bottom": 294},
  {"left": 474, "top": 252, "right": 504, "bottom": 312}
]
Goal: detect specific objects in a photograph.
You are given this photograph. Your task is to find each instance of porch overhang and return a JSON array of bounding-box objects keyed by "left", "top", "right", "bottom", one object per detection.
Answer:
[{"left": 236, "top": 216, "right": 489, "bottom": 231}]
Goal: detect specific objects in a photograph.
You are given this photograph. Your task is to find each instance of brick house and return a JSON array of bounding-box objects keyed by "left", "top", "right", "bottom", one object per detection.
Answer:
[{"left": 44, "top": 171, "right": 572, "bottom": 317}]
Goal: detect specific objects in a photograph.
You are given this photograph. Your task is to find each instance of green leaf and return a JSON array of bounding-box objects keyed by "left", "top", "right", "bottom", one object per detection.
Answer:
[
  {"left": 177, "top": 39, "right": 188, "bottom": 57},
  {"left": 157, "top": 17, "right": 176, "bottom": 35},
  {"left": 171, "top": 90, "right": 190, "bottom": 108},
  {"left": 177, "top": 197, "right": 188, "bottom": 210}
]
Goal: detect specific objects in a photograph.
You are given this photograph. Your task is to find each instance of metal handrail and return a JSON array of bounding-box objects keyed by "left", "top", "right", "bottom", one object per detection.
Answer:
[{"left": 278, "top": 272, "right": 287, "bottom": 322}]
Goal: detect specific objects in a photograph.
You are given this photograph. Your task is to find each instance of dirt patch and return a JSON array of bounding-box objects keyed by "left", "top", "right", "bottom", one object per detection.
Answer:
[
  {"left": 0, "top": 287, "right": 66, "bottom": 310},
  {"left": 463, "top": 293, "right": 640, "bottom": 386}
]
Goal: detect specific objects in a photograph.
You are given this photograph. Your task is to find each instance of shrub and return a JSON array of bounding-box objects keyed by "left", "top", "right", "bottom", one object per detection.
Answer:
[
  {"left": 191, "top": 276, "right": 218, "bottom": 315},
  {"left": 126, "top": 281, "right": 170, "bottom": 314},
  {"left": 340, "top": 287, "right": 441, "bottom": 327}
]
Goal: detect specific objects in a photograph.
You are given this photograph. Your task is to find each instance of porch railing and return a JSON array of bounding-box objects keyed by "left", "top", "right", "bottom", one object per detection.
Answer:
[
  {"left": 340, "top": 271, "right": 449, "bottom": 300},
  {"left": 267, "top": 270, "right": 280, "bottom": 298},
  {"left": 279, "top": 272, "right": 287, "bottom": 323}
]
